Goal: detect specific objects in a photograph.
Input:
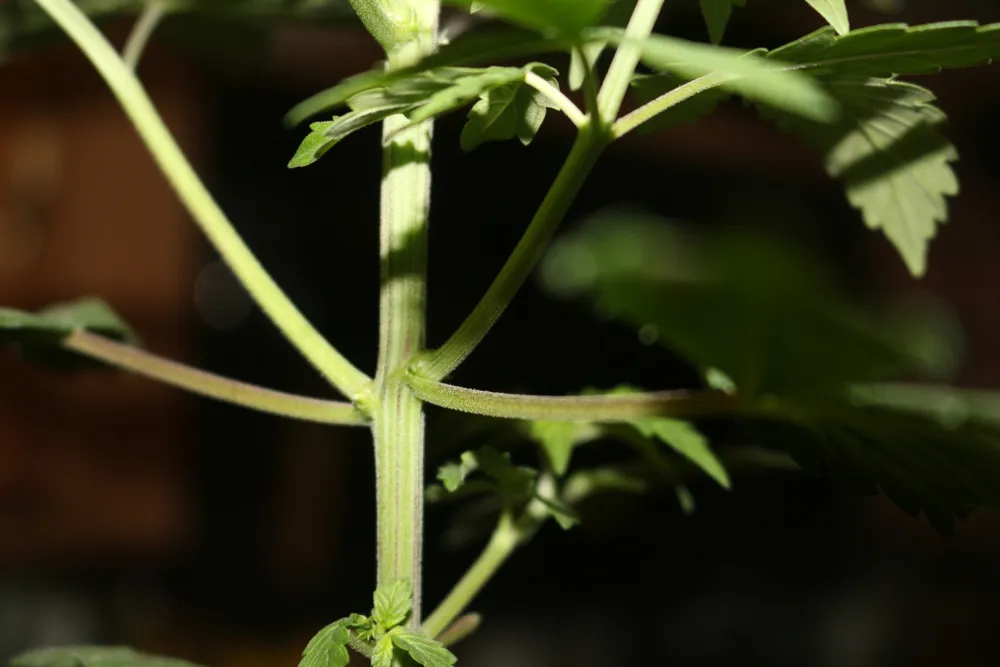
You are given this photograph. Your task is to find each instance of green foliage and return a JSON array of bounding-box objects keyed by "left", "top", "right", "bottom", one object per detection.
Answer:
[
  {"left": 388, "top": 627, "right": 457, "bottom": 667},
  {"left": 460, "top": 63, "right": 559, "bottom": 150},
  {"left": 12, "top": 648, "right": 205, "bottom": 667},
  {"left": 540, "top": 211, "right": 946, "bottom": 396},
  {"left": 527, "top": 420, "right": 599, "bottom": 475},
  {"left": 370, "top": 636, "right": 395, "bottom": 667},
  {"left": 442, "top": 0, "right": 609, "bottom": 36},
  {"left": 630, "top": 413, "right": 730, "bottom": 489},
  {"left": 298, "top": 622, "right": 351, "bottom": 667},
  {"left": 758, "top": 77, "right": 956, "bottom": 276},
  {"left": 698, "top": 0, "right": 745, "bottom": 44},
  {"left": 0, "top": 298, "right": 139, "bottom": 370},
  {"left": 770, "top": 21, "right": 1000, "bottom": 75},
  {"left": 601, "top": 29, "right": 838, "bottom": 121},
  {"left": 289, "top": 63, "right": 562, "bottom": 164},
  {"left": 803, "top": 0, "right": 849, "bottom": 35},
  {"left": 372, "top": 579, "right": 413, "bottom": 629}
]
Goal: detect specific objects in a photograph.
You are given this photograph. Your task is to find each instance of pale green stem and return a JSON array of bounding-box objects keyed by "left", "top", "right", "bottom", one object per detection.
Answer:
[
  {"left": 31, "top": 0, "right": 372, "bottom": 401},
  {"left": 64, "top": 330, "right": 367, "bottom": 426},
  {"left": 414, "top": 128, "right": 607, "bottom": 381},
  {"left": 596, "top": 0, "right": 666, "bottom": 124},
  {"left": 574, "top": 44, "right": 601, "bottom": 116},
  {"left": 611, "top": 71, "right": 735, "bottom": 140},
  {"left": 422, "top": 474, "right": 556, "bottom": 638},
  {"left": 372, "top": 20, "right": 438, "bottom": 627},
  {"left": 421, "top": 512, "right": 520, "bottom": 639},
  {"left": 407, "top": 374, "right": 738, "bottom": 422},
  {"left": 122, "top": 0, "right": 167, "bottom": 71},
  {"left": 524, "top": 71, "right": 587, "bottom": 128}
]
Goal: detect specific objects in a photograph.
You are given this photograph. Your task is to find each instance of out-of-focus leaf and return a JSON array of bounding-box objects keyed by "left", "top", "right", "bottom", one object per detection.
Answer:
[
  {"left": 540, "top": 211, "right": 948, "bottom": 397},
  {"left": 442, "top": 0, "right": 609, "bottom": 36},
  {"left": 13, "top": 648, "right": 205, "bottom": 667}
]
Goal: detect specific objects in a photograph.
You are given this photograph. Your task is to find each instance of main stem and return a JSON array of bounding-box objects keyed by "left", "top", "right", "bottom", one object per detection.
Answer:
[{"left": 372, "top": 16, "right": 438, "bottom": 627}]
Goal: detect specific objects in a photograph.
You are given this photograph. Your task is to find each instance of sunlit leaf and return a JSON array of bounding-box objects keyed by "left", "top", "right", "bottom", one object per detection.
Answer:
[
  {"left": 372, "top": 579, "right": 412, "bottom": 630},
  {"left": 298, "top": 622, "right": 351, "bottom": 667},
  {"left": 370, "top": 636, "right": 395, "bottom": 667},
  {"left": 389, "top": 628, "right": 457, "bottom": 667},
  {"left": 803, "top": 0, "right": 849, "bottom": 35},
  {"left": 460, "top": 63, "right": 560, "bottom": 150}
]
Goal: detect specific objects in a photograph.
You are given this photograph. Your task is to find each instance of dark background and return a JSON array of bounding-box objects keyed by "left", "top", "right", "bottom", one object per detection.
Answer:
[{"left": 3, "top": 1, "right": 1000, "bottom": 665}]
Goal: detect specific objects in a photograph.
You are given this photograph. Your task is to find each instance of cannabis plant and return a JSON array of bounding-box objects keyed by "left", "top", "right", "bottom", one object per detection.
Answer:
[{"left": 3, "top": 0, "right": 1000, "bottom": 665}]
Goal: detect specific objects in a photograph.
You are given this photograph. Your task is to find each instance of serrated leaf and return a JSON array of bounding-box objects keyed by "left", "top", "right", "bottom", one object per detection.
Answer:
[
  {"left": 633, "top": 417, "right": 731, "bottom": 489},
  {"left": 803, "top": 0, "right": 849, "bottom": 35},
  {"left": 769, "top": 21, "right": 1000, "bottom": 77},
  {"left": 288, "top": 105, "right": 406, "bottom": 168},
  {"left": 599, "top": 30, "right": 837, "bottom": 122},
  {"left": 526, "top": 420, "right": 599, "bottom": 476},
  {"left": 371, "top": 636, "right": 395, "bottom": 667},
  {"left": 0, "top": 298, "right": 140, "bottom": 370},
  {"left": 372, "top": 579, "right": 412, "bottom": 629},
  {"left": 389, "top": 628, "right": 457, "bottom": 667},
  {"left": 298, "top": 622, "right": 350, "bottom": 667},
  {"left": 540, "top": 211, "right": 947, "bottom": 396},
  {"left": 442, "top": 0, "right": 609, "bottom": 36},
  {"left": 12, "top": 648, "right": 205, "bottom": 667},
  {"left": 757, "top": 76, "right": 957, "bottom": 277},
  {"left": 460, "top": 63, "right": 560, "bottom": 150},
  {"left": 345, "top": 613, "right": 374, "bottom": 642},
  {"left": 699, "top": 0, "right": 746, "bottom": 44}
]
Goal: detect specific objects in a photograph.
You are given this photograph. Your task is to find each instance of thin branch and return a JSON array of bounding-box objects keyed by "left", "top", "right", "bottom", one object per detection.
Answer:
[
  {"left": 524, "top": 70, "right": 587, "bottom": 128},
  {"left": 30, "top": 0, "right": 373, "bottom": 401},
  {"left": 65, "top": 331, "right": 367, "bottom": 426},
  {"left": 595, "top": 0, "right": 666, "bottom": 124},
  {"left": 406, "top": 373, "right": 738, "bottom": 422},
  {"left": 611, "top": 71, "right": 735, "bottom": 140},
  {"left": 414, "top": 128, "right": 607, "bottom": 380},
  {"left": 573, "top": 44, "right": 601, "bottom": 117},
  {"left": 122, "top": 0, "right": 167, "bottom": 72}
]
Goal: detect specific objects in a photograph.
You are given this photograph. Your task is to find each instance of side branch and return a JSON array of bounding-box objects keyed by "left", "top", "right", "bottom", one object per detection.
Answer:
[
  {"left": 406, "top": 373, "right": 738, "bottom": 422},
  {"left": 31, "top": 0, "right": 372, "bottom": 400},
  {"left": 65, "top": 331, "right": 367, "bottom": 426}
]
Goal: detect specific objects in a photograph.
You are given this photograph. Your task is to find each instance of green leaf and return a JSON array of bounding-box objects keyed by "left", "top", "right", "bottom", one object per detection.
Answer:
[
  {"left": 757, "top": 76, "right": 957, "bottom": 277},
  {"left": 389, "top": 628, "right": 457, "bottom": 667},
  {"left": 288, "top": 106, "right": 405, "bottom": 168},
  {"left": 540, "top": 211, "right": 948, "bottom": 396},
  {"left": 460, "top": 63, "right": 560, "bottom": 150},
  {"left": 0, "top": 298, "right": 140, "bottom": 370},
  {"left": 562, "top": 466, "right": 648, "bottom": 504},
  {"left": 286, "top": 28, "right": 575, "bottom": 124},
  {"left": 12, "top": 648, "right": 204, "bottom": 667},
  {"left": 385, "top": 64, "right": 559, "bottom": 139},
  {"left": 768, "top": 21, "right": 1000, "bottom": 77},
  {"left": 475, "top": 447, "right": 538, "bottom": 500},
  {"left": 442, "top": 0, "right": 609, "bottom": 36},
  {"left": 437, "top": 451, "right": 479, "bottom": 492},
  {"left": 370, "top": 636, "right": 395, "bottom": 667},
  {"left": 372, "top": 579, "right": 412, "bottom": 629},
  {"left": 298, "top": 622, "right": 351, "bottom": 667},
  {"left": 698, "top": 0, "right": 746, "bottom": 44},
  {"left": 803, "top": 0, "right": 849, "bottom": 35},
  {"left": 600, "top": 30, "right": 837, "bottom": 122},
  {"left": 526, "top": 420, "right": 599, "bottom": 476},
  {"left": 632, "top": 417, "right": 731, "bottom": 489},
  {"left": 345, "top": 614, "right": 375, "bottom": 642}
]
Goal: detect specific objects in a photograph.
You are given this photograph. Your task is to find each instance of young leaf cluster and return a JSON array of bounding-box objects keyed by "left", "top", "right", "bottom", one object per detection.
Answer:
[{"left": 298, "top": 580, "right": 456, "bottom": 667}]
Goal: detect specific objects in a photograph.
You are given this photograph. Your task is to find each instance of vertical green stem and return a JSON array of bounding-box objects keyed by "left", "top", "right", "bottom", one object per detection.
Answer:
[
  {"left": 596, "top": 0, "right": 666, "bottom": 123},
  {"left": 372, "top": 10, "right": 438, "bottom": 627}
]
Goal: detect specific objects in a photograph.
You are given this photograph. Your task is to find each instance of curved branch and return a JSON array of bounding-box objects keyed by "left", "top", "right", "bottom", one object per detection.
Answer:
[
  {"left": 406, "top": 373, "right": 737, "bottom": 422},
  {"left": 65, "top": 331, "right": 368, "bottom": 426}
]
